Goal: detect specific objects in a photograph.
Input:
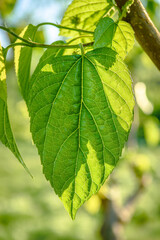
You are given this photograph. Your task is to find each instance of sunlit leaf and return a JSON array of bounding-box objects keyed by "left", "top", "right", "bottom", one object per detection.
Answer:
[
  {"left": 113, "top": 21, "right": 135, "bottom": 59},
  {"left": 60, "top": 0, "right": 112, "bottom": 40},
  {"left": 14, "top": 24, "right": 38, "bottom": 101},
  {"left": 28, "top": 47, "right": 134, "bottom": 219}
]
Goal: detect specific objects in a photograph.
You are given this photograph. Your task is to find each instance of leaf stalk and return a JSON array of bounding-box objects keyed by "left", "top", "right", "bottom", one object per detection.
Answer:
[
  {"left": 0, "top": 25, "right": 94, "bottom": 55},
  {"left": 37, "top": 22, "right": 94, "bottom": 34}
]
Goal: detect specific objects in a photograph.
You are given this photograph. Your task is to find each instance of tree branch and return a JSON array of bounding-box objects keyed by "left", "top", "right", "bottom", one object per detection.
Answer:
[{"left": 115, "top": 0, "right": 160, "bottom": 70}]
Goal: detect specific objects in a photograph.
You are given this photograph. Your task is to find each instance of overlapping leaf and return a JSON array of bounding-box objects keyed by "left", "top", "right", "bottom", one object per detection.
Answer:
[
  {"left": 94, "top": 17, "right": 135, "bottom": 58},
  {"left": 94, "top": 17, "right": 116, "bottom": 48},
  {"left": 28, "top": 47, "right": 134, "bottom": 219},
  {"left": 0, "top": 42, "right": 30, "bottom": 175},
  {"left": 60, "top": 0, "right": 112, "bottom": 38},
  {"left": 14, "top": 24, "right": 37, "bottom": 101}
]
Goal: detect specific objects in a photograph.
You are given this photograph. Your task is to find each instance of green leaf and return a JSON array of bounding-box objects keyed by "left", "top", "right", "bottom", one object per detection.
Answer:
[
  {"left": 60, "top": 0, "right": 112, "bottom": 38},
  {"left": 0, "top": 42, "right": 31, "bottom": 176},
  {"left": 14, "top": 24, "right": 37, "bottom": 101},
  {"left": 94, "top": 17, "right": 135, "bottom": 58},
  {"left": 28, "top": 47, "right": 134, "bottom": 219},
  {"left": 94, "top": 17, "right": 116, "bottom": 49}
]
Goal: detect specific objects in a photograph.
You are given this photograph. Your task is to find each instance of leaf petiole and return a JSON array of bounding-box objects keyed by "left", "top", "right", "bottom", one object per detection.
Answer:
[{"left": 36, "top": 22, "right": 94, "bottom": 34}]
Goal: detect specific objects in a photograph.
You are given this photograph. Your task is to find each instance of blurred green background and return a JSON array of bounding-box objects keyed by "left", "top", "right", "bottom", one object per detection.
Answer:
[{"left": 0, "top": 0, "right": 160, "bottom": 239}]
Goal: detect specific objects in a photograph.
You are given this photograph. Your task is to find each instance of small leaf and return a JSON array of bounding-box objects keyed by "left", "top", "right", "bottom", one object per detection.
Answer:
[
  {"left": 14, "top": 24, "right": 37, "bottom": 101},
  {"left": 0, "top": 42, "right": 31, "bottom": 176},
  {"left": 60, "top": 0, "right": 111, "bottom": 38},
  {"left": 94, "top": 17, "right": 135, "bottom": 58},
  {"left": 94, "top": 17, "right": 116, "bottom": 49},
  {"left": 28, "top": 47, "right": 134, "bottom": 219}
]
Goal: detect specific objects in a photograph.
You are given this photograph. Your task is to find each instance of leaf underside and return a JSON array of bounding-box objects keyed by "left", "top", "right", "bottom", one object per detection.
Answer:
[
  {"left": 0, "top": 42, "right": 30, "bottom": 175},
  {"left": 28, "top": 47, "right": 134, "bottom": 219}
]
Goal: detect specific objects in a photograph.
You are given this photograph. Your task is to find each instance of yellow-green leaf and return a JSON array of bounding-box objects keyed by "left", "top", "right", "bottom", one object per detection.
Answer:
[
  {"left": 14, "top": 24, "right": 37, "bottom": 101},
  {"left": 0, "top": 42, "right": 31, "bottom": 176},
  {"left": 60, "top": 0, "right": 111, "bottom": 39}
]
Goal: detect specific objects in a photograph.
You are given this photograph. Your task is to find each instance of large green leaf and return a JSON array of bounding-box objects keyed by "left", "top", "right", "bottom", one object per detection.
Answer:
[
  {"left": 0, "top": 42, "right": 30, "bottom": 175},
  {"left": 94, "top": 17, "right": 135, "bottom": 58},
  {"left": 28, "top": 47, "right": 134, "bottom": 219},
  {"left": 14, "top": 24, "right": 37, "bottom": 101},
  {"left": 60, "top": 0, "right": 111, "bottom": 38}
]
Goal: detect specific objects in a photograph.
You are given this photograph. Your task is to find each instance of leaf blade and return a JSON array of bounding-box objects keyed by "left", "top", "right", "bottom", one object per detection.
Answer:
[
  {"left": 60, "top": 0, "right": 110, "bottom": 38},
  {"left": 94, "top": 17, "right": 116, "bottom": 48},
  {"left": 28, "top": 48, "right": 134, "bottom": 218}
]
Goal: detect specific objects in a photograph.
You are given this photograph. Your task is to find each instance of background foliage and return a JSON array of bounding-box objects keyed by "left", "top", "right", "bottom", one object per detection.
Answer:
[{"left": 0, "top": 0, "right": 160, "bottom": 239}]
